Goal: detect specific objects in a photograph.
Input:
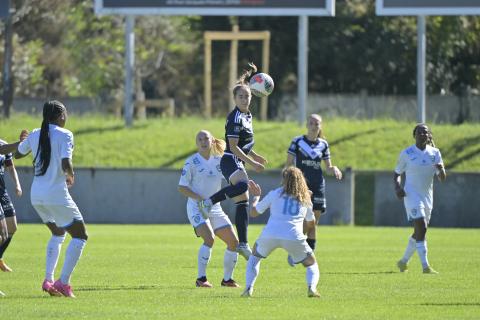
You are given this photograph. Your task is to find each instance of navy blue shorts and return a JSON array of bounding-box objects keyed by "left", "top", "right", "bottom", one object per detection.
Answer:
[
  {"left": 0, "top": 193, "right": 15, "bottom": 218},
  {"left": 308, "top": 183, "right": 326, "bottom": 212},
  {"left": 220, "top": 153, "right": 246, "bottom": 182}
]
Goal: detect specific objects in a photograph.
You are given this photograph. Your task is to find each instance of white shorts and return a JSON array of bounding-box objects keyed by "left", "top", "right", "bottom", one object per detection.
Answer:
[
  {"left": 405, "top": 205, "right": 432, "bottom": 224},
  {"left": 186, "top": 201, "right": 232, "bottom": 232},
  {"left": 255, "top": 237, "right": 313, "bottom": 264},
  {"left": 33, "top": 204, "right": 84, "bottom": 228}
]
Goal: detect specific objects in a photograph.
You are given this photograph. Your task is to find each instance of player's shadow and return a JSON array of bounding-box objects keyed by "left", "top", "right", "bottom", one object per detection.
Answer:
[
  {"left": 159, "top": 149, "right": 197, "bottom": 167},
  {"left": 323, "top": 271, "right": 396, "bottom": 275},
  {"left": 76, "top": 284, "right": 161, "bottom": 292},
  {"left": 417, "top": 302, "right": 480, "bottom": 306}
]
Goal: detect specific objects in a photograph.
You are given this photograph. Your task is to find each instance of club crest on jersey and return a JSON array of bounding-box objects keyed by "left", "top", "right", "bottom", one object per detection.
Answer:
[
  {"left": 216, "top": 164, "right": 221, "bottom": 172},
  {"left": 193, "top": 157, "right": 200, "bottom": 165},
  {"left": 430, "top": 155, "right": 435, "bottom": 163}
]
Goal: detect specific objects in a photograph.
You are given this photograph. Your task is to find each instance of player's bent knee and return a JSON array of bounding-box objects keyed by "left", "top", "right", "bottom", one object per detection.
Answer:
[{"left": 302, "top": 254, "right": 316, "bottom": 267}]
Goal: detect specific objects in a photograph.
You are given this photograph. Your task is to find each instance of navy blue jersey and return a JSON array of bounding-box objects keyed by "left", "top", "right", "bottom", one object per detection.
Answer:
[
  {"left": 0, "top": 153, "right": 13, "bottom": 193},
  {"left": 225, "top": 106, "right": 254, "bottom": 155},
  {"left": 288, "top": 135, "right": 330, "bottom": 187}
]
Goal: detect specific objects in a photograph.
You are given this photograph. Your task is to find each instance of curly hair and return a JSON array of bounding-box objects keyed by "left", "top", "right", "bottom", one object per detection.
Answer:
[
  {"left": 281, "top": 166, "right": 312, "bottom": 207},
  {"left": 413, "top": 123, "right": 436, "bottom": 147}
]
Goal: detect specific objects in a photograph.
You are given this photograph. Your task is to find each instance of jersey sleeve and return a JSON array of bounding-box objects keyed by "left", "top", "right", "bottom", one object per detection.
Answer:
[
  {"left": 322, "top": 141, "right": 331, "bottom": 160},
  {"left": 255, "top": 190, "right": 275, "bottom": 214},
  {"left": 287, "top": 138, "right": 297, "bottom": 156},
  {"left": 435, "top": 149, "right": 443, "bottom": 165},
  {"left": 225, "top": 118, "right": 242, "bottom": 139},
  {"left": 17, "top": 134, "right": 32, "bottom": 156},
  {"left": 305, "top": 206, "right": 315, "bottom": 222},
  {"left": 394, "top": 151, "right": 407, "bottom": 174},
  {"left": 178, "top": 160, "right": 193, "bottom": 187},
  {"left": 60, "top": 132, "right": 74, "bottom": 159}
]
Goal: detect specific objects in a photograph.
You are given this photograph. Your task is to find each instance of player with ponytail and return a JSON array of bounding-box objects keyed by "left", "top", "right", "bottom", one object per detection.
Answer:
[
  {"left": 198, "top": 63, "right": 267, "bottom": 260},
  {"left": 17, "top": 100, "right": 88, "bottom": 297},
  {"left": 178, "top": 130, "right": 240, "bottom": 288}
]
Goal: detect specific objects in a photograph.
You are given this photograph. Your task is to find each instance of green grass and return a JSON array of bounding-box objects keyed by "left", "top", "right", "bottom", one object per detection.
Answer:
[
  {"left": 1, "top": 113, "right": 479, "bottom": 171},
  {"left": 0, "top": 225, "right": 479, "bottom": 319}
]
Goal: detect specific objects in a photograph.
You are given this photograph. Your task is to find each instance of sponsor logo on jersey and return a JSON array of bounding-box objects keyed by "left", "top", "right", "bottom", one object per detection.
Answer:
[{"left": 301, "top": 159, "right": 321, "bottom": 170}]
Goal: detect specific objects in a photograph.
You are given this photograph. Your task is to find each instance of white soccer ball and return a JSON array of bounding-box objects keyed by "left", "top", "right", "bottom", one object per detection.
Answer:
[{"left": 249, "top": 73, "right": 274, "bottom": 98}]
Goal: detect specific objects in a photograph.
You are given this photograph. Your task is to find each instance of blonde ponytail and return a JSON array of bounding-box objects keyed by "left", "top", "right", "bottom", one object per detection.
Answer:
[{"left": 211, "top": 137, "right": 226, "bottom": 156}]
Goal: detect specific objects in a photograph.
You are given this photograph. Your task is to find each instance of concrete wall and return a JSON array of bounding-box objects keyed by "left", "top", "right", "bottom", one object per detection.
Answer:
[
  {"left": 5, "top": 167, "right": 354, "bottom": 225},
  {"left": 374, "top": 171, "right": 480, "bottom": 228},
  {"left": 278, "top": 93, "right": 480, "bottom": 123}
]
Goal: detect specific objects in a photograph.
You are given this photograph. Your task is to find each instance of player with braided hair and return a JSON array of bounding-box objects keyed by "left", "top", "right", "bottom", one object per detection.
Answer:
[
  {"left": 16, "top": 100, "right": 88, "bottom": 297},
  {"left": 241, "top": 167, "right": 321, "bottom": 298},
  {"left": 199, "top": 63, "right": 267, "bottom": 260},
  {"left": 394, "top": 123, "right": 446, "bottom": 274}
]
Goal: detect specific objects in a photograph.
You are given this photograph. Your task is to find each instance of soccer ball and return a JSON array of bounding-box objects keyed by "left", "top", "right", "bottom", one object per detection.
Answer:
[{"left": 249, "top": 73, "right": 274, "bottom": 98}]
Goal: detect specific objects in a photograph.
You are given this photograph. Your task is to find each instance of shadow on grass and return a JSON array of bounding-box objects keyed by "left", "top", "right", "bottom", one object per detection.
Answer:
[
  {"left": 73, "top": 123, "right": 148, "bottom": 136},
  {"left": 323, "top": 271, "right": 396, "bottom": 275},
  {"left": 159, "top": 149, "right": 197, "bottom": 168},
  {"left": 445, "top": 146, "right": 480, "bottom": 170},
  {"left": 417, "top": 302, "right": 480, "bottom": 306},
  {"left": 77, "top": 284, "right": 161, "bottom": 292},
  {"left": 329, "top": 127, "right": 394, "bottom": 147}
]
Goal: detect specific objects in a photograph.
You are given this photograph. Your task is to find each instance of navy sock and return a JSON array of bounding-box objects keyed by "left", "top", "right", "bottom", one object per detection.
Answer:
[
  {"left": 0, "top": 236, "right": 12, "bottom": 259},
  {"left": 210, "top": 182, "right": 249, "bottom": 204},
  {"left": 235, "top": 200, "right": 249, "bottom": 243},
  {"left": 306, "top": 238, "right": 316, "bottom": 251}
]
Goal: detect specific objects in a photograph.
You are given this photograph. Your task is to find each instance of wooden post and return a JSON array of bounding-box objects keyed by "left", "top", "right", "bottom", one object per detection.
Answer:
[
  {"left": 229, "top": 23, "right": 239, "bottom": 108},
  {"left": 203, "top": 30, "right": 270, "bottom": 119}
]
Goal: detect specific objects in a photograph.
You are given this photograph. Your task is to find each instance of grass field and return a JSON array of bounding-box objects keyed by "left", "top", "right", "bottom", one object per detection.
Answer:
[
  {"left": 0, "top": 224, "right": 479, "bottom": 319},
  {"left": 1, "top": 114, "right": 480, "bottom": 171}
]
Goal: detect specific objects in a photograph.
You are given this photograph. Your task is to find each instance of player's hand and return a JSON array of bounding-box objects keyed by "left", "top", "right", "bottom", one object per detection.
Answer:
[
  {"left": 435, "top": 163, "right": 444, "bottom": 171},
  {"left": 248, "top": 180, "right": 261, "bottom": 197},
  {"left": 395, "top": 187, "right": 406, "bottom": 199},
  {"left": 252, "top": 154, "right": 268, "bottom": 166},
  {"left": 19, "top": 129, "right": 29, "bottom": 141},
  {"left": 252, "top": 161, "right": 264, "bottom": 173},
  {"left": 15, "top": 186, "right": 22, "bottom": 197},
  {"left": 332, "top": 166, "right": 342, "bottom": 180},
  {"left": 66, "top": 175, "right": 75, "bottom": 188}
]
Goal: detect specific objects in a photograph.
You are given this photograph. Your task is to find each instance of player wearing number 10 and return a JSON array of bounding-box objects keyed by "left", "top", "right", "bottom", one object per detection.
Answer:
[{"left": 241, "top": 167, "right": 321, "bottom": 298}]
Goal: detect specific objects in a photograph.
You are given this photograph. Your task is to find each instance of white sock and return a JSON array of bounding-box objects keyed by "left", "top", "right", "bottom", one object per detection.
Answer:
[
  {"left": 245, "top": 255, "right": 261, "bottom": 289},
  {"left": 401, "top": 237, "right": 417, "bottom": 263},
  {"left": 306, "top": 263, "right": 320, "bottom": 290},
  {"left": 45, "top": 235, "right": 65, "bottom": 281},
  {"left": 60, "top": 238, "right": 86, "bottom": 284},
  {"left": 223, "top": 249, "right": 238, "bottom": 281},
  {"left": 416, "top": 240, "right": 429, "bottom": 269},
  {"left": 197, "top": 244, "right": 212, "bottom": 279}
]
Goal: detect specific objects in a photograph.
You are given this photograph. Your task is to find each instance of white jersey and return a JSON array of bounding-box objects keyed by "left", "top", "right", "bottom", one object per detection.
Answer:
[
  {"left": 255, "top": 187, "right": 315, "bottom": 241},
  {"left": 395, "top": 144, "right": 443, "bottom": 210},
  {"left": 17, "top": 124, "right": 76, "bottom": 206},
  {"left": 178, "top": 153, "right": 224, "bottom": 213}
]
